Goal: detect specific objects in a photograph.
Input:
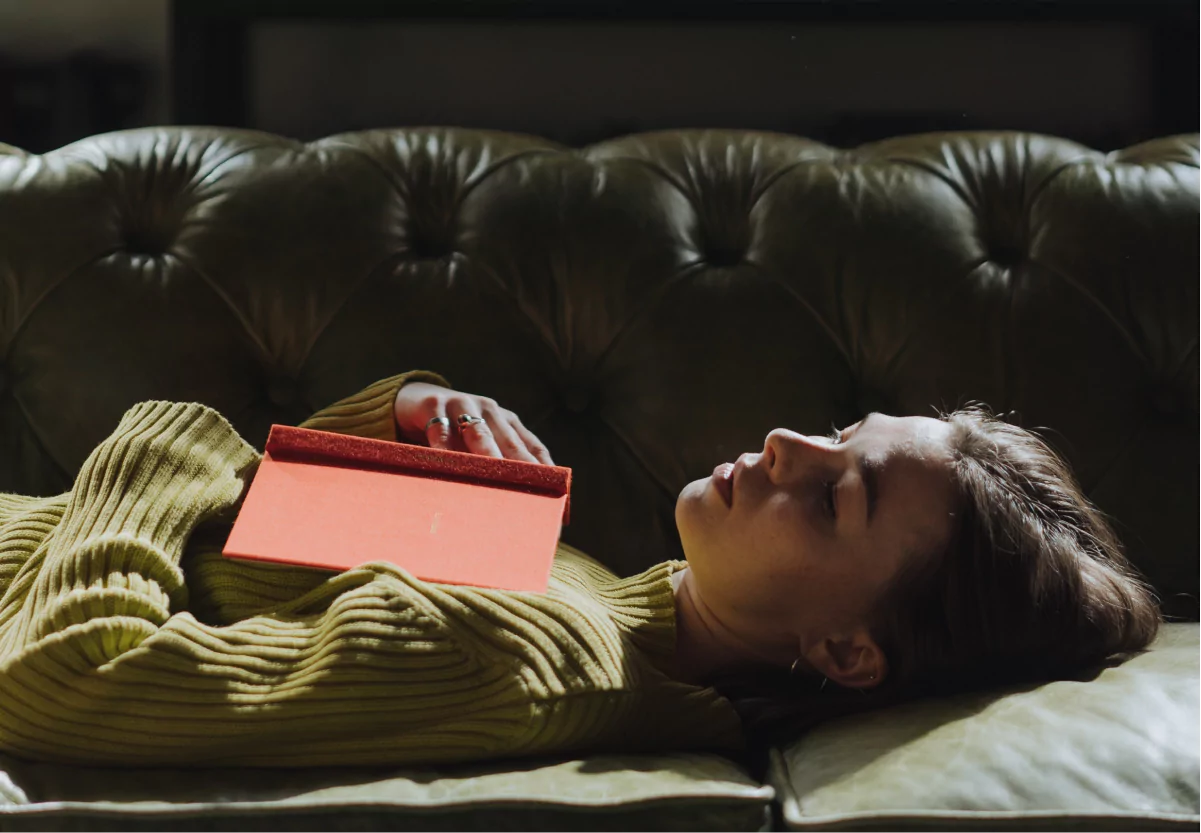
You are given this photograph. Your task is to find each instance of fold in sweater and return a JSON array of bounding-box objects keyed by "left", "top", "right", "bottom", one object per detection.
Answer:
[{"left": 0, "top": 371, "right": 744, "bottom": 767}]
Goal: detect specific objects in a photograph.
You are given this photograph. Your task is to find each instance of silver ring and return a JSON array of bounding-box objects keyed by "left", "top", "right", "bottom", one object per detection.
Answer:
[
  {"left": 456, "top": 414, "right": 487, "bottom": 432},
  {"left": 425, "top": 416, "right": 451, "bottom": 431}
]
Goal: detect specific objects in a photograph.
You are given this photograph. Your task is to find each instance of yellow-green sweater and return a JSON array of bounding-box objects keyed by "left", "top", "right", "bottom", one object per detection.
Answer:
[{"left": 0, "top": 371, "right": 744, "bottom": 767}]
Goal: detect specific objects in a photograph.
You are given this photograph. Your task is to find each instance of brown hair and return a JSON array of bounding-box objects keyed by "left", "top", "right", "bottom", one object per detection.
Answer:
[{"left": 713, "top": 403, "right": 1163, "bottom": 759}]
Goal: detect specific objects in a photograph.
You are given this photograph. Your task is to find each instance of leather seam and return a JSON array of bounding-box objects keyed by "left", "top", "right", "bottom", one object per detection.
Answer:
[
  {"left": 9, "top": 388, "right": 72, "bottom": 487},
  {"left": 748, "top": 261, "right": 854, "bottom": 372},
  {"left": 881, "top": 157, "right": 977, "bottom": 213},
  {"left": 295, "top": 251, "right": 406, "bottom": 375},
  {"left": 470, "top": 258, "right": 568, "bottom": 370},
  {"left": 581, "top": 261, "right": 708, "bottom": 380},
  {"left": 1168, "top": 338, "right": 1197, "bottom": 384},
  {"left": 169, "top": 252, "right": 274, "bottom": 367},
  {"left": 594, "top": 413, "right": 675, "bottom": 503},
  {"left": 6, "top": 251, "right": 109, "bottom": 352},
  {"left": 318, "top": 139, "right": 558, "bottom": 214},
  {"left": 1033, "top": 260, "right": 1150, "bottom": 368},
  {"left": 1025, "top": 152, "right": 1100, "bottom": 209}
]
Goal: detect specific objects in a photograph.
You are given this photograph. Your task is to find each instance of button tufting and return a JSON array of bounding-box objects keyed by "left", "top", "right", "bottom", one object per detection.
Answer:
[
  {"left": 563, "top": 384, "right": 591, "bottom": 414},
  {"left": 696, "top": 201, "right": 751, "bottom": 267},
  {"left": 405, "top": 218, "right": 456, "bottom": 260},
  {"left": 267, "top": 376, "right": 299, "bottom": 408},
  {"left": 855, "top": 390, "right": 891, "bottom": 418},
  {"left": 988, "top": 242, "right": 1025, "bottom": 268},
  {"left": 407, "top": 237, "right": 453, "bottom": 260},
  {"left": 122, "top": 214, "right": 178, "bottom": 257},
  {"left": 700, "top": 222, "right": 750, "bottom": 268},
  {"left": 703, "top": 238, "right": 746, "bottom": 268}
]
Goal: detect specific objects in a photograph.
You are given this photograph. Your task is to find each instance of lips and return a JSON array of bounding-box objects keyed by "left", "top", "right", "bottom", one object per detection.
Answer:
[{"left": 711, "top": 462, "right": 734, "bottom": 508}]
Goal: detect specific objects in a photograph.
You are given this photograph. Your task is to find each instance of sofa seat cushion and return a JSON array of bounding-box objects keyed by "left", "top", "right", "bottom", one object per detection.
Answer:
[
  {"left": 0, "top": 752, "right": 773, "bottom": 831},
  {"left": 771, "top": 622, "right": 1199, "bottom": 831}
]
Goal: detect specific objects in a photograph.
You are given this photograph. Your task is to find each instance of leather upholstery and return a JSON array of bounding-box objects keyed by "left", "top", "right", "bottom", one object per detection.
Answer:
[
  {"left": 0, "top": 128, "right": 1196, "bottom": 618},
  {"left": 0, "top": 752, "right": 773, "bottom": 831},
  {"left": 771, "top": 623, "right": 1199, "bottom": 831},
  {"left": 0, "top": 128, "right": 1197, "bottom": 830}
]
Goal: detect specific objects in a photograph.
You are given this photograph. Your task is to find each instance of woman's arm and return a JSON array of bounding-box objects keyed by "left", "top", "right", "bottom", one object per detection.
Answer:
[
  {"left": 0, "top": 399, "right": 511, "bottom": 768},
  {"left": 297, "top": 370, "right": 451, "bottom": 441},
  {"left": 299, "top": 371, "right": 554, "bottom": 465}
]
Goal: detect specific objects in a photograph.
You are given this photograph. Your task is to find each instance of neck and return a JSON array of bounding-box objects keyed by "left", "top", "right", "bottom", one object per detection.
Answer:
[{"left": 670, "top": 568, "right": 779, "bottom": 685}]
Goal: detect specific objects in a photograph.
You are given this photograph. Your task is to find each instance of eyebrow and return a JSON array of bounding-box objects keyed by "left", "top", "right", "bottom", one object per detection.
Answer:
[{"left": 854, "top": 412, "right": 882, "bottom": 530}]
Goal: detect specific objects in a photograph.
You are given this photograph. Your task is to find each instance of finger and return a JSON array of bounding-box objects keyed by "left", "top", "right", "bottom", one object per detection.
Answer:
[
  {"left": 455, "top": 411, "right": 505, "bottom": 459},
  {"left": 509, "top": 416, "right": 555, "bottom": 466},
  {"left": 423, "top": 409, "right": 454, "bottom": 450},
  {"left": 445, "top": 399, "right": 476, "bottom": 454},
  {"left": 482, "top": 406, "right": 540, "bottom": 464}
]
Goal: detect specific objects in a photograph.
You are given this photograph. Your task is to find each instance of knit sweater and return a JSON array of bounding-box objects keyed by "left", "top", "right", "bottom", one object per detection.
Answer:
[{"left": 0, "top": 371, "right": 745, "bottom": 767}]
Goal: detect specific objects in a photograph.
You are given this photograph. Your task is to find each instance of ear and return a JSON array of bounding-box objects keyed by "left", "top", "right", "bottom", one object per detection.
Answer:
[{"left": 801, "top": 629, "right": 888, "bottom": 690}]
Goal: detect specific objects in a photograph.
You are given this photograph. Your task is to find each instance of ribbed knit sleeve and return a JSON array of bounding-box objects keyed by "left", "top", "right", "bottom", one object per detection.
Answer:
[
  {"left": 182, "top": 369, "right": 453, "bottom": 625},
  {"left": 0, "top": 398, "right": 523, "bottom": 767},
  {"left": 0, "top": 374, "right": 744, "bottom": 768},
  {"left": 0, "top": 493, "right": 68, "bottom": 608},
  {"left": 297, "top": 370, "right": 451, "bottom": 442}
]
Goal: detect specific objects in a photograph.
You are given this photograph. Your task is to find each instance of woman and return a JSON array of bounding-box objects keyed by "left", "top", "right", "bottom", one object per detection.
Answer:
[{"left": 0, "top": 371, "right": 1160, "bottom": 768}]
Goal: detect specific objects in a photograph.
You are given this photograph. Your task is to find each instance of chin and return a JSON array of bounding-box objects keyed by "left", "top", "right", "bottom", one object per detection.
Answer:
[
  {"left": 675, "top": 478, "right": 711, "bottom": 556},
  {"left": 675, "top": 478, "right": 705, "bottom": 515}
]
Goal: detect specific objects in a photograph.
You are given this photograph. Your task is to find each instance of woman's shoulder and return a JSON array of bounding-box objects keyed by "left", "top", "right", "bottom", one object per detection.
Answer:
[
  {"left": 551, "top": 540, "right": 612, "bottom": 575},
  {"left": 547, "top": 543, "right": 685, "bottom": 654},
  {"left": 551, "top": 541, "right": 686, "bottom": 586}
]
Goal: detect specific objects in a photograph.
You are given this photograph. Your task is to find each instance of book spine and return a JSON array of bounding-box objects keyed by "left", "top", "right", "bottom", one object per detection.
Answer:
[{"left": 266, "top": 424, "right": 571, "bottom": 523}]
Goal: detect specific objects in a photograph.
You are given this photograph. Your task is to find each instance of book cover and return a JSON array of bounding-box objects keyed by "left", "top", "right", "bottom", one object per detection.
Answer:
[{"left": 222, "top": 425, "right": 571, "bottom": 593}]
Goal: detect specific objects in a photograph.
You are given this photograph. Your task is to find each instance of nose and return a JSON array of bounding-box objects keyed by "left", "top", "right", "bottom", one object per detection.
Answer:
[{"left": 763, "top": 428, "right": 841, "bottom": 479}]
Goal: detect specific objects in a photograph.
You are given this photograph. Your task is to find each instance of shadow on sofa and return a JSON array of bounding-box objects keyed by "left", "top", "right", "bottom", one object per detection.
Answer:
[{"left": 0, "top": 126, "right": 1196, "bottom": 831}]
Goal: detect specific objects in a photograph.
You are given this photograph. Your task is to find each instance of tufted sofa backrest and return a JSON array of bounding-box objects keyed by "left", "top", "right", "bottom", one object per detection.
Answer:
[{"left": 0, "top": 128, "right": 1197, "bottom": 618}]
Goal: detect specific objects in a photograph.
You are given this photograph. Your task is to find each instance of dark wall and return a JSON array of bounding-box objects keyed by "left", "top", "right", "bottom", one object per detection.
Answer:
[
  {"left": 249, "top": 20, "right": 1160, "bottom": 149},
  {"left": 1, "top": 1, "right": 1196, "bottom": 152},
  {"left": 0, "top": 0, "right": 167, "bottom": 153}
]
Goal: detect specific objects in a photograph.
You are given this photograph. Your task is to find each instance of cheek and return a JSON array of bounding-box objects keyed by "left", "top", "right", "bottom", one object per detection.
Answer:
[
  {"left": 735, "top": 546, "right": 805, "bottom": 615},
  {"left": 805, "top": 547, "right": 885, "bottom": 629},
  {"left": 719, "top": 505, "right": 812, "bottom": 616}
]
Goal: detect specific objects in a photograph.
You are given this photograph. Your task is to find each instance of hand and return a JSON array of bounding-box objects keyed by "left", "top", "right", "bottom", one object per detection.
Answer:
[{"left": 394, "top": 382, "right": 555, "bottom": 465}]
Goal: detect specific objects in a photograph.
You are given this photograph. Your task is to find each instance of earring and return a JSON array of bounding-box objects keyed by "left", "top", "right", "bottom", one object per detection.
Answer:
[
  {"left": 826, "top": 673, "right": 875, "bottom": 695},
  {"left": 792, "top": 661, "right": 876, "bottom": 694}
]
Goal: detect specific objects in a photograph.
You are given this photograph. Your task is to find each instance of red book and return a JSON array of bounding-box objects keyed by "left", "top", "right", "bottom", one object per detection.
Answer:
[{"left": 222, "top": 425, "right": 572, "bottom": 593}]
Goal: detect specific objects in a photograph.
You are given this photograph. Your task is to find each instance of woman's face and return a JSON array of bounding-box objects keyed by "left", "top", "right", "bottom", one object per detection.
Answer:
[{"left": 675, "top": 412, "right": 957, "bottom": 669}]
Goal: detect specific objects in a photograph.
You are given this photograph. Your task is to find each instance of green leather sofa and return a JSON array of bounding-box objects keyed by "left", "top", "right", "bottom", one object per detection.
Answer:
[{"left": 0, "top": 127, "right": 1196, "bottom": 831}]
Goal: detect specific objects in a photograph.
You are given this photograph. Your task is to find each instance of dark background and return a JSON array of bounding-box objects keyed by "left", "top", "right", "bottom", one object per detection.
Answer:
[{"left": 1, "top": 0, "right": 1197, "bottom": 153}]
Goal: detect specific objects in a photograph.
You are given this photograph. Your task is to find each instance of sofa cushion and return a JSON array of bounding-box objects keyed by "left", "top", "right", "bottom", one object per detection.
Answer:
[
  {"left": 770, "top": 622, "right": 1199, "bottom": 831},
  {"left": 0, "top": 752, "right": 772, "bottom": 831}
]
